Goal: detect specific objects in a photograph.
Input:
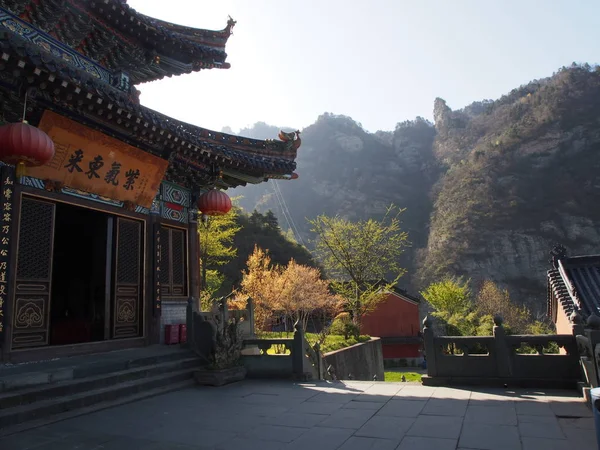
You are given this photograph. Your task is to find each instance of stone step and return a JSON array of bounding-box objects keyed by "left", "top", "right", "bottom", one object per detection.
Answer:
[
  {"left": 0, "top": 347, "right": 194, "bottom": 392},
  {"left": 0, "top": 367, "right": 196, "bottom": 429},
  {"left": 0, "top": 379, "right": 195, "bottom": 438},
  {"left": 0, "top": 357, "right": 201, "bottom": 410}
]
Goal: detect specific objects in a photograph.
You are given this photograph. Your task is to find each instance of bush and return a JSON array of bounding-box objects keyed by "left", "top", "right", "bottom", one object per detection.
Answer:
[
  {"left": 330, "top": 312, "right": 350, "bottom": 335},
  {"left": 330, "top": 312, "right": 360, "bottom": 339}
]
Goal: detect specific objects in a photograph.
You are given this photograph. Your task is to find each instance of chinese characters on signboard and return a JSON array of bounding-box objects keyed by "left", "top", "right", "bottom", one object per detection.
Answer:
[
  {"left": 29, "top": 111, "right": 169, "bottom": 209},
  {"left": 0, "top": 166, "right": 14, "bottom": 336},
  {"left": 154, "top": 225, "right": 162, "bottom": 316}
]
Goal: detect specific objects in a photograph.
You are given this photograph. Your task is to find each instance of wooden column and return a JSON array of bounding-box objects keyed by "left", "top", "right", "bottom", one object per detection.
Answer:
[
  {"left": 149, "top": 215, "right": 161, "bottom": 344},
  {"left": 188, "top": 210, "right": 199, "bottom": 306},
  {"left": 104, "top": 216, "right": 114, "bottom": 340}
]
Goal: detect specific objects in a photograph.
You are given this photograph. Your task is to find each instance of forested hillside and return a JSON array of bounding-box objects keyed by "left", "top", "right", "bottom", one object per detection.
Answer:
[{"left": 231, "top": 64, "right": 600, "bottom": 313}]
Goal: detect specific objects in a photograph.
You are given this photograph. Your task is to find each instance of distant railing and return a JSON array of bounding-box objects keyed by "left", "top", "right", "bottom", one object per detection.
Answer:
[
  {"left": 423, "top": 316, "right": 582, "bottom": 388},
  {"left": 241, "top": 323, "right": 328, "bottom": 381}
]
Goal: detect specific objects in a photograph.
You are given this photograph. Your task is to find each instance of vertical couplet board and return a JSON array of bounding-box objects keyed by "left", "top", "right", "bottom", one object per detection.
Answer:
[
  {"left": 0, "top": 167, "right": 14, "bottom": 342},
  {"left": 12, "top": 196, "right": 56, "bottom": 348},
  {"left": 113, "top": 217, "right": 142, "bottom": 339},
  {"left": 153, "top": 222, "right": 161, "bottom": 316}
]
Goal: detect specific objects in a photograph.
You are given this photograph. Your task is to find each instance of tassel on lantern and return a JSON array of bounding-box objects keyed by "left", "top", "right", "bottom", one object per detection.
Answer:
[{"left": 15, "top": 161, "right": 26, "bottom": 178}]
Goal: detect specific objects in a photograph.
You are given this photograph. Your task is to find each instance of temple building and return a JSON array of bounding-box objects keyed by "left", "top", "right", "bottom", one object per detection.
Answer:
[
  {"left": 547, "top": 245, "right": 600, "bottom": 334},
  {"left": 0, "top": 1, "right": 299, "bottom": 363}
]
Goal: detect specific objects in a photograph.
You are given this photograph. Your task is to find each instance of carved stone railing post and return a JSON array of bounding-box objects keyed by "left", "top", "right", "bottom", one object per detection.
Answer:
[
  {"left": 292, "top": 321, "right": 305, "bottom": 378},
  {"left": 219, "top": 296, "right": 229, "bottom": 323},
  {"left": 313, "top": 342, "right": 322, "bottom": 380},
  {"left": 570, "top": 311, "right": 585, "bottom": 337},
  {"left": 246, "top": 296, "right": 255, "bottom": 338},
  {"left": 422, "top": 316, "right": 437, "bottom": 377},
  {"left": 493, "top": 316, "right": 511, "bottom": 378}
]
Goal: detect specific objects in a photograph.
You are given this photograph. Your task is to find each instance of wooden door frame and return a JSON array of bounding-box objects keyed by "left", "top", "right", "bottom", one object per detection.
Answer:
[{"left": 6, "top": 186, "right": 151, "bottom": 362}]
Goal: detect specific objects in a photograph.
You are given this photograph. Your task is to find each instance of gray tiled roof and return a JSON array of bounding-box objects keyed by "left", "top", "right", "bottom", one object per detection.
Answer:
[{"left": 548, "top": 255, "right": 600, "bottom": 320}]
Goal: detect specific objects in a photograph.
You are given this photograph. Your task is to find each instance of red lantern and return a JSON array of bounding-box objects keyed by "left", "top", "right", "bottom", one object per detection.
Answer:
[
  {"left": 197, "top": 189, "right": 232, "bottom": 216},
  {"left": 0, "top": 121, "right": 55, "bottom": 178}
]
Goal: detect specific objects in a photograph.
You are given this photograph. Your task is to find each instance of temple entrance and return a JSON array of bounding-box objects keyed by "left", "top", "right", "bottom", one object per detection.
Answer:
[
  {"left": 11, "top": 195, "right": 144, "bottom": 350},
  {"left": 50, "top": 203, "right": 108, "bottom": 345}
]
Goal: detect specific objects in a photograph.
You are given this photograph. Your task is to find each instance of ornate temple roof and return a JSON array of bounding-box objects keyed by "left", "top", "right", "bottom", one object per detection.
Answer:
[
  {"left": 0, "top": 5, "right": 300, "bottom": 190},
  {"left": 1, "top": 0, "right": 236, "bottom": 84},
  {"left": 547, "top": 253, "right": 600, "bottom": 321}
]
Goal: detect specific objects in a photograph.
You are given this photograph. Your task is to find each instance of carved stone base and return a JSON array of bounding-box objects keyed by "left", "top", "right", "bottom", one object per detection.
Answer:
[{"left": 194, "top": 366, "right": 247, "bottom": 387}]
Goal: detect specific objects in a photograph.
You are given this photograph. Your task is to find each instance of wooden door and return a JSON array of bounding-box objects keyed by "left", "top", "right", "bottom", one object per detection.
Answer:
[
  {"left": 12, "top": 197, "right": 56, "bottom": 349},
  {"left": 113, "top": 217, "right": 142, "bottom": 339}
]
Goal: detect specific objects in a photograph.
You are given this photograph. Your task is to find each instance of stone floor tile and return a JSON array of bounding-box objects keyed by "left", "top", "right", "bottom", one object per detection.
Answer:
[
  {"left": 515, "top": 400, "right": 554, "bottom": 416},
  {"left": 342, "top": 400, "right": 384, "bottom": 410},
  {"left": 465, "top": 405, "right": 518, "bottom": 426},
  {"left": 336, "top": 436, "right": 400, "bottom": 450},
  {"left": 91, "top": 436, "right": 200, "bottom": 450},
  {"left": 338, "top": 382, "right": 375, "bottom": 392},
  {"left": 215, "top": 436, "right": 286, "bottom": 450},
  {"left": 394, "top": 386, "right": 436, "bottom": 400},
  {"left": 243, "top": 424, "right": 307, "bottom": 443},
  {"left": 397, "top": 436, "right": 458, "bottom": 450},
  {"left": 376, "top": 399, "right": 426, "bottom": 418},
  {"left": 548, "top": 400, "right": 593, "bottom": 418},
  {"left": 292, "top": 401, "right": 343, "bottom": 415},
  {"left": 0, "top": 434, "right": 57, "bottom": 450},
  {"left": 363, "top": 384, "right": 403, "bottom": 396},
  {"left": 560, "top": 426, "right": 597, "bottom": 449},
  {"left": 306, "top": 392, "right": 357, "bottom": 404},
  {"left": 354, "top": 393, "right": 394, "bottom": 403},
  {"left": 284, "top": 426, "right": 354, "bottom": 450},
  {"left": 407, "top": 415, "right": 463, "bottom": 439},
  {"left": 558, "top": 417, "right": 595, "bottom": 430},
  {"left": 458, "top": 423, "right": 521, "bottom": 450},
  {"left": 316, "top": 408, "right": 375, "bottom": 429},
  {"left": 518, "top": 414, "right": 561, "bottom": 424},
  {"left": 146, "top": 425, "right": 231, "bottom": 447},
  {"left": 355, "top": 416, "right": 415, "bottom": 440},
  {"left": 469, "top": 390, "right": 517, "bottom": 407},
  {"left": 421, "top": 398, "right": 468, "bottom": 416},
  {"left": 433, "top": 387, "right": 472, "bottom": 400},
  {"left": 521, "top": 437, "right": 573, "bottom": 450},
  {"left": 519, "top": 421, "right": 565, "bottom": 439},
  {"left": 267, "top": 411, "right": 330, "bottom": 428}
]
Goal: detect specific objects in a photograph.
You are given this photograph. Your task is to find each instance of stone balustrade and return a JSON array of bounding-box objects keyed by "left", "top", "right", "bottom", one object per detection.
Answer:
[{"left": 422, "top": 316, "right": 582, "bottom": 388}]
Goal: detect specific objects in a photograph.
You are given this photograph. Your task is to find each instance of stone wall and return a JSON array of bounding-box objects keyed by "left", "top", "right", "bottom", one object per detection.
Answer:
[{"left": 324, "top": 338, "right": 385, "bottom": 381}]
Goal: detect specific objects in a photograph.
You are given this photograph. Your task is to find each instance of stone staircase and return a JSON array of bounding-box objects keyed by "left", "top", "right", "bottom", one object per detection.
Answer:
[{"left": 0, "top": 346, "right": 201, "bottom": 435}]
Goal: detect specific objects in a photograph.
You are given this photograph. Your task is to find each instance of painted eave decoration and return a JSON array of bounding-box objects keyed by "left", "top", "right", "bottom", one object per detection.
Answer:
[{"left": 0, "top": 3, "right": 300, "bottom": 192}]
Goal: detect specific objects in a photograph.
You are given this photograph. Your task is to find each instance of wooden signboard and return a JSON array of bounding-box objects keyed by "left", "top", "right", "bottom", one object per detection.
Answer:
[{"left": 29, "top": 111, "right": 169, "bottom": 209}]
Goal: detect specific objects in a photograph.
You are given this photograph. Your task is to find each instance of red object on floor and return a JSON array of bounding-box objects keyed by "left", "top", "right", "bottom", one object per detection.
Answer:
[
  {"left": 179, "top": 324, "right": 187, "bottom": 344},
  {"left": 165, "top": 324, "right": 180, "bottom": 345}
]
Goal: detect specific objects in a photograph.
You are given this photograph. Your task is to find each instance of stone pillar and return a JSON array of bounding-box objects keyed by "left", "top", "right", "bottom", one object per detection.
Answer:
[
  {"left": 422, "top": 316, "right": 437, "bottom": 377},
  {"left": 292, "top": 321, "right": 305, "bottom": 378},
  {"left": 246, "top": 296, "right": 255, "bottom": 338},
  {"left": 493, "top": 316, "right": 511, "bottom": 378}
]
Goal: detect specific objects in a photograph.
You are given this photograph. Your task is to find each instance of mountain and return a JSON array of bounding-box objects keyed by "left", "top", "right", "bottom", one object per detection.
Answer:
[{"left": 229, "top": 64, "right": 600, "bottom": 314}]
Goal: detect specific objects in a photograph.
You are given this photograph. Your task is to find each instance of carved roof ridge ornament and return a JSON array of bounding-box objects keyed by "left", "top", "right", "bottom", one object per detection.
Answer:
[{"left": 550, "top": 243, "right": 567, "bottom": 269}]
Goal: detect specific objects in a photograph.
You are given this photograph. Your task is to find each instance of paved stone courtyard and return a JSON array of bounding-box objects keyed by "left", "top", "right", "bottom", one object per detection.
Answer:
[{"left": 0, "top": 380, "right": 595, "bottom": 450}]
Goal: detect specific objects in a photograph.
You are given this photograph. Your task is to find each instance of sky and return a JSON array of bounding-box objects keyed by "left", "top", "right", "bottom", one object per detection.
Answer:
[{"left": 128, "top": 0, "right": 600, "bottom": 135}]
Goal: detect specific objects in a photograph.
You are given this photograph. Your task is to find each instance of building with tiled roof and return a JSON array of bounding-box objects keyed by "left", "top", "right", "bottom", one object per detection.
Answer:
[
  {"left": 547, "top": 244, "right": 600, "bottom": 334},
  {"left": 0, "top": 0, "right": 300, "bottom": 362}
]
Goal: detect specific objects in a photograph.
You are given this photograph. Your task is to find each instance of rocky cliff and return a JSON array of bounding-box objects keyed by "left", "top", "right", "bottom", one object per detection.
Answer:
[{"left": 232, "top": 64, "right": 600, "bottom": 314}]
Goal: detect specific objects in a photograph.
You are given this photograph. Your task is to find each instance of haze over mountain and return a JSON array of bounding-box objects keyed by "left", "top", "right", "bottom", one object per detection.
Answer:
[{"left": 229, "top": 64, "right": 600, "bottom": 315}]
